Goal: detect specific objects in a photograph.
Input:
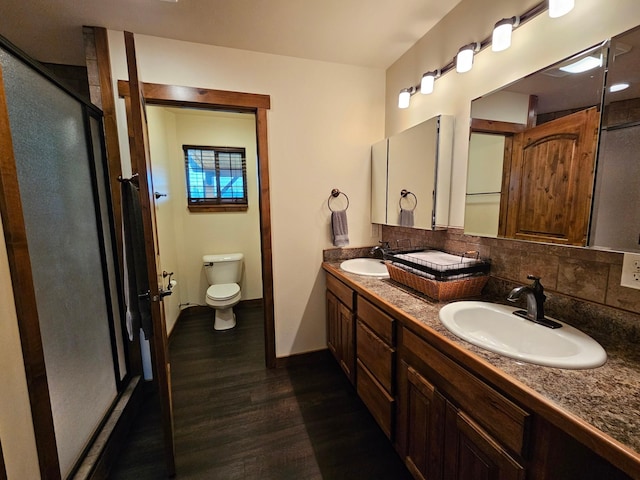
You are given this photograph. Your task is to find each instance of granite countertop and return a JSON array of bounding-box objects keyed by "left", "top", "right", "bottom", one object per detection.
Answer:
[{"left": 323, "top": 261, "right": 640, "bottom": 463}]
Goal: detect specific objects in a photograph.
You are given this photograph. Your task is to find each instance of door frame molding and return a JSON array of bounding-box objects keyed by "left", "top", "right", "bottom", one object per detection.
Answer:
[{"left": 117, "top": 80, "right": 276, "bottom": 368}]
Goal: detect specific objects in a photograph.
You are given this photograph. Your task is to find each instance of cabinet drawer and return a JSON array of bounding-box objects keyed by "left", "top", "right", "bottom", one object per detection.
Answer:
[
  {"left": 357, "top": 320, "right": 394, "bottom": 393},
  {"left": 326, "top": 273, "right": 355, "bottom": 310},
  {"left": 403, "top": 328, "right": 530, "bottom": 456},
  {"left": 357, "top": 359, "right": 394, "bottom": 440},
  {"left": 357, "top": 296, "right": 394, "bottom": 344}
]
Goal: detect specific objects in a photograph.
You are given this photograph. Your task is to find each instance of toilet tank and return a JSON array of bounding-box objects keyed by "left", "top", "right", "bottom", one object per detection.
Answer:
[{"left": 203, "top": 253, "right": 244, "bottom": 285}]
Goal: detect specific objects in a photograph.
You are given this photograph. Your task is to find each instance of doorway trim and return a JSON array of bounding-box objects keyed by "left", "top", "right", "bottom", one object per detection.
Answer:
[{"left": 117, "top": 80, "right": 276, "bottom": 367}]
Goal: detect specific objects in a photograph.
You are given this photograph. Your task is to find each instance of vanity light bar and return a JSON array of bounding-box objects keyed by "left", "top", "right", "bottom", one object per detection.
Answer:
[{"left": 398, "top": 0, "right": 572, "bottom": 108}]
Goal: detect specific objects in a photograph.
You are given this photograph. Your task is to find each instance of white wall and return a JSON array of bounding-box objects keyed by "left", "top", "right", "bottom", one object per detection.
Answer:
[
  {"left": 147, "top": 107, "right": 263, "bottom": 324},
  {"left": 385, "top": 0, "right": 640, "bottom": 229},
  {"left": 0, "top": 217, "right": 40, "bottom": 480},
  {"left": 146, "top": 106, "right": 182, "bottom": 334},
  {"left": 108, "top": 32, "right": 385, "bottom": 357}
]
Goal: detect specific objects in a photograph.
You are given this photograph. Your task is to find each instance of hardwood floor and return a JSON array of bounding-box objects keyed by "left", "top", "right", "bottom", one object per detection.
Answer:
[{"left": 109, "top": 305, "right": 412, "bottom": 479}]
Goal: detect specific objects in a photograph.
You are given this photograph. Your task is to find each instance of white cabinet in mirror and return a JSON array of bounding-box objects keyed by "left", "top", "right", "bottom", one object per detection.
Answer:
[{"left": 371, "top": 115, "right": 454, "bottom": 231}]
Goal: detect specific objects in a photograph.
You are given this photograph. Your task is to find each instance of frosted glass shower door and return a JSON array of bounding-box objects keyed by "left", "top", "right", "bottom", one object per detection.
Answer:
[{"left": 0, "top": 46, "right": 121, "bottom": 478}]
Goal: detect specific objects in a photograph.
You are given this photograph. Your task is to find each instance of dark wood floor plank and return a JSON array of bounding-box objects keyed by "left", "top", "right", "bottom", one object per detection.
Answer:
[{"left": 109, "top": 305, "right": 412, "bottom": 479}]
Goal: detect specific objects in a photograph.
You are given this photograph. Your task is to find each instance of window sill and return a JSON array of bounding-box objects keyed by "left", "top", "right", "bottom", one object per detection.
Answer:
[{"left": 188, "top": 204, "right": 248, "bottom": 213}]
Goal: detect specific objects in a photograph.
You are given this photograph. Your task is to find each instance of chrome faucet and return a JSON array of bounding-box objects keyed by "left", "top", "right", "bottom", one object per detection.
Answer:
[
  {"left": 370, "top": 241, "right": 390, "bottom": 259},
  {"left": 507, "top": 275, "right": 561, "bottom": 329}
]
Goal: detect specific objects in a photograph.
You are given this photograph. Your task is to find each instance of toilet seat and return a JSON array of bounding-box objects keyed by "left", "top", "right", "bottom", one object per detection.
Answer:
[{"left": 206, "top": 283, "right": 240, "bottom": 302}]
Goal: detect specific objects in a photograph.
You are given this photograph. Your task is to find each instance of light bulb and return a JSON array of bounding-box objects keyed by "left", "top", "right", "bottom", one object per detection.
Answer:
[
  {"left": 549, "top": 0, "right": 574, "bottom": 18},
  {"left": 492, "top": 17, "right": 519, "bottom": 52},
  {"left": 456, "top": 44, "right": 478, "bottom": 73},
  {"left": 420, "top": 71, "right": 438, "bottom": 95},
  {"left": 398, "top": 88, "right": 412, "bottom": 109},
  {"left": 609, "top": 82, "right": 630, "bottom": 93}
]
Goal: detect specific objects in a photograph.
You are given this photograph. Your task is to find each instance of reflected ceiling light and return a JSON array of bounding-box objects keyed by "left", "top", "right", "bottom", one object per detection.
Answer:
[
  {"left": 398, "top": 87, "right": 415, "bottom": 109},
  {"left": 420, "top": 70, "right": 441, "bottom": 94},
  {"left": 492, "top": 16, "right": 520, "bottom": 52},
  {"left": 559, "top": 54, "right": 602, "bottom": 73},
  {"left": 456, "top": 43, "right": 481, "bottom": 73},
  {"left": 609, "top": 82, "right": 630, "bottom": 93},
  {"left": 549, "top": 0, "right": 574, "bottom": 18}
]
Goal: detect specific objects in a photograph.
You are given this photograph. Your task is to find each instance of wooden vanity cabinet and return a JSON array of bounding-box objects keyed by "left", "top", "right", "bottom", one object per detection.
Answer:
[
  {"left": 355, "top": 296, "right": 396, "bottom": 439},
  {"left": 397, "top": 326, "right": 528, "bottom": 480},
  {"left": 326, "top": 273, "right": 356, "bottom": 384}
]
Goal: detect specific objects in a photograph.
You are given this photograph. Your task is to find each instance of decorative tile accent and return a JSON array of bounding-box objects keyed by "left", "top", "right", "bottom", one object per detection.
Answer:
[
  {"left": 380, "top": 225, "right": 638, "bottom": 320},
  {"left": 557, "top": 257, "right": 609, "bottom": 303},
  {"left": 519, "top": 251, "right": 559, "bottom": 290}
]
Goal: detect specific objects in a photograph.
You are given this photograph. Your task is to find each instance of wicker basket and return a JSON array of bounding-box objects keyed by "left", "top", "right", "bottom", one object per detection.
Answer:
[{"left": 386, "top": 262, "right": 488, "bottom": 301}]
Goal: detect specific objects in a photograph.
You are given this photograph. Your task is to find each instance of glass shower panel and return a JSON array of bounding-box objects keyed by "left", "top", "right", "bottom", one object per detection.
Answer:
[
  {"left": 89, "top": 114, "right": 127, "bottom": 381},
  {"left": 0, "top": 49, "right": 118, "bottom": 478}
]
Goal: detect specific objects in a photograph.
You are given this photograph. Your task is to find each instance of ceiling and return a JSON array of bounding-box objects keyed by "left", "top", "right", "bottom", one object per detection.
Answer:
[{"left": 0, "top": 0, "right": 463, "bottom": 69}]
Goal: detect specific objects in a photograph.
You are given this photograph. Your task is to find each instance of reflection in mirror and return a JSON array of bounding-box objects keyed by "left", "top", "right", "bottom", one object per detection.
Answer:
[
  {"left": 589, "top": 25, "right": 640, "bottom": 253},
  {"left": 371, "top": 115, "right": 454, "bottom": 230},
  {"left": 371, "top": 138, "right": 388, "bottom": 225},
  {"left": 465, "top": 42, "right": 607, "bottom": 246}
]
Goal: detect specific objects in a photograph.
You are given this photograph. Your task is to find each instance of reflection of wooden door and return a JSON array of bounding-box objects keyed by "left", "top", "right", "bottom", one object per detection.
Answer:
[
  {"left": 504, "top": 107, "right": 598, "bottom": 245},
  {"left": 123, "top": 31, "right": 176, "bottom": 476}
]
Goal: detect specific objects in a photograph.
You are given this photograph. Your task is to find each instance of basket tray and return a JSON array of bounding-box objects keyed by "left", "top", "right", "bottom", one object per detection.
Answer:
[
  {"left": 383, "top": 248, "right": 490, "bottom": 281},
  {"left": 386, "top": 262, "right": 489, "bottom": 301}
]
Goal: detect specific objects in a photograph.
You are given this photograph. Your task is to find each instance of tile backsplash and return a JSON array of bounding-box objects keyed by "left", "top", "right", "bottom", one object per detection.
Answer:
[{"left": 380, "top": 226, "right": 640, "bottom": 348}]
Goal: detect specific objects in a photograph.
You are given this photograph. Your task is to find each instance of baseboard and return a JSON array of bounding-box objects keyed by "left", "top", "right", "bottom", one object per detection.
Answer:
[{"left": 274, "top": 348, "right": 331, "bottom": 368}]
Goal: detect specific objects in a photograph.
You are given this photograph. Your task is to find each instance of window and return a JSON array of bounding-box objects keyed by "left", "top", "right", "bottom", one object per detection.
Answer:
[{"left": 183, "top": 145, "right": 248, "bottom": 212}]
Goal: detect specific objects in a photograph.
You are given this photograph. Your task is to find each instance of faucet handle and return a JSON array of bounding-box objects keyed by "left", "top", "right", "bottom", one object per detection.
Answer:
[{"left": 526, "top": 275, "right": 545, "bottom": 300}]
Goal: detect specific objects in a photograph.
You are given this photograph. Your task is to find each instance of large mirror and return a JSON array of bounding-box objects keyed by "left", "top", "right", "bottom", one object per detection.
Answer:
[
  {"left": 465, "top": 41, "right": 607, "bottom": 246},
  {"left": 589, "top": 25, "right": 640, "bottom": 253},
  {"left": 372, "top": 115, "right": 454, "bottom": 230},
  {"left": 465, "top": 24, "right": 640, "bottom": 253}
]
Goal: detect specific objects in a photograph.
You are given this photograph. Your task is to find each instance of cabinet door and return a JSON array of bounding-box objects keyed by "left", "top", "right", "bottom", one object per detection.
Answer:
[
  {"left": 404, "top": 364, "right": 445, "bottom": 480},
  {"left": 506, "top": 107, "right": 598, "bottom": 245},
  {"left": 326, "top": 291, "right": 339, "bottom": 359},
  {"left": 444, "top": 402, "right": 525, "bottom": 480},
  {"left": 338, "top": 300, "right": 355, "bottom": 383}
]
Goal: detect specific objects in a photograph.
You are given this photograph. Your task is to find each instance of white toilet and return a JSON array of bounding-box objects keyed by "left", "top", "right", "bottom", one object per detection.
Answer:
[{"left": 203, "top": 253, "right": 244, "bottom": 330}]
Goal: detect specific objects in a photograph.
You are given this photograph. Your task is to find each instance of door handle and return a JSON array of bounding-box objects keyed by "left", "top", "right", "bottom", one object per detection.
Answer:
[
  {"left": 159, "top": 288, "right": 173, "bottom": 299},
  {"left": 138, "top": 289, "right": 172, "bottom": 302}
]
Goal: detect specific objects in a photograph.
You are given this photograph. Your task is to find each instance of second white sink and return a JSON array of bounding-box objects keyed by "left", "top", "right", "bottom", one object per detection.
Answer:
[
  {"left": 438, "top": 301, "right": 607, "bottom": 369},
  {"left": 340, "top": 258, "right": 389, "bottom": 278}
]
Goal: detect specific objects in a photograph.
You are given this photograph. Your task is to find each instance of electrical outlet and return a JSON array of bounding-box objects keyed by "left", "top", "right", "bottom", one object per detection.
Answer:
[{"left": 620, "top": 253, "right": 640, "bottom": 289}]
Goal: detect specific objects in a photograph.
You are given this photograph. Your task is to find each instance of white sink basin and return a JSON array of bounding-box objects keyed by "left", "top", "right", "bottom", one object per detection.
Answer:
[
  {"left": 438, "top": 301, "right": 607, "bottom": 369},
  {"left": 340, "top": 258, "right": 389, "bottom": 278}
]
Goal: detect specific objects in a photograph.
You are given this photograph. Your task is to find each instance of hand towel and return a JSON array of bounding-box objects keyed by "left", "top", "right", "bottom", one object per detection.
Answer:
[
  {"left": 399, "top": 208, "right": 414, "bottom": 227},
  {"left": 331, "top": 209, "right": 349, "bottom": 247}
]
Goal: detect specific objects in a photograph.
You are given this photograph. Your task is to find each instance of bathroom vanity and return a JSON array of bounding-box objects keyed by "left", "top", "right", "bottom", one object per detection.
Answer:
[{"left": 323, "top": 262, "right": 640, "bottom": 480}]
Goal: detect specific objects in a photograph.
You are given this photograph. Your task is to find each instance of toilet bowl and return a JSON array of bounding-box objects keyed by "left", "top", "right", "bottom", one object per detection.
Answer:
[{"left": 203, "top": 253, "right": 243, "bottom": 330}]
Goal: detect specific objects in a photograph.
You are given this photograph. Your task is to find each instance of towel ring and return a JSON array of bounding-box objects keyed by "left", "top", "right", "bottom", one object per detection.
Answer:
[
  {"left": 399, "top": 189, "right": 417, "bottom": 211},
  {"left": 328, "top": 189, "right": 349, "bottom": 212}
]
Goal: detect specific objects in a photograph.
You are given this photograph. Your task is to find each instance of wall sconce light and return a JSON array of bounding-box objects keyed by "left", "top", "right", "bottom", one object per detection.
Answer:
[
  {"left": 492, "top": 16, "right": 520, "bottom": 52},
  {"left": 398, "top": 86, "right": 416, "bottom": 109},
  {"left": 548, "top": 0, "right": 574, "bottom": 18},
  {"left": 420, "top": 69, "right": 441, "bottom": 95},
  {"left": 456, "top": 42, "right": 481, "bottom": 73}
]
